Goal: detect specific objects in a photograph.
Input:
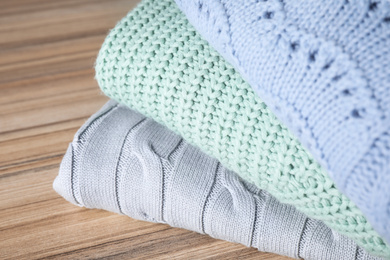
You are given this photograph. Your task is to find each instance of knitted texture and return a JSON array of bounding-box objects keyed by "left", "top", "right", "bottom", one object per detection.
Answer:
[
  {"left": 174, "top": 0, "right": 390, "bottom": 243},
  {"left": 54, "top": 100, "right": 384, "bottom": 260},
  {"left": 94, "top": 0, "right": 390, "bottom": 257}
]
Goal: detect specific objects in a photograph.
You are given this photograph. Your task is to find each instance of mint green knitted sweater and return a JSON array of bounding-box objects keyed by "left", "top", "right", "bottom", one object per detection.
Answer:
[{"left": 95, "top": 0, "right": 390, "bottom": 257}]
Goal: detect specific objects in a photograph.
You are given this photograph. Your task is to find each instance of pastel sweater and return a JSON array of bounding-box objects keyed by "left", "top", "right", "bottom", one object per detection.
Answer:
[
  {"left": 54, "top": 100, "right": 384, "bottom": 260},
  {"left": 94, "top": 0, "right": 390, "bottom": 257},
  {"left": 174, "top": 0, "right": 390, "bottom": 243}
]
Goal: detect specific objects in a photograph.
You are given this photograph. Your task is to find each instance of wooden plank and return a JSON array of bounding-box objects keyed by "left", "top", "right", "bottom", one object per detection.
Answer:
[{"left": 0, "top": 0, "right": 291, "bottom": 259}]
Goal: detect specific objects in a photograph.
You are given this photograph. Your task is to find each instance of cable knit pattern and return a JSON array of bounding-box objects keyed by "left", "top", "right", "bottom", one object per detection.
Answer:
[
  {"left": 174, "top": 0, "right": 390, "bottom": 243},
  {"left": 94, "top": 0, "right": 390, "bottom": 257},
  {"left": 54, "top": 100, "right": 384, "bottom": 260}
]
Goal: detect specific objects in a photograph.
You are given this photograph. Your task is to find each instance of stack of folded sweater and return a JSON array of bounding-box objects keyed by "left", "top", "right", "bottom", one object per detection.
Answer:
[{"left": 54, "top": 0, "right": 390, "bottom": 259}]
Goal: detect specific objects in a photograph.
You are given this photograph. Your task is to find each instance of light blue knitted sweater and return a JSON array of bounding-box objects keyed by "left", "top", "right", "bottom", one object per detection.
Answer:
[{"left": 174, "top": 0, "right": 390, "bottom": 243}]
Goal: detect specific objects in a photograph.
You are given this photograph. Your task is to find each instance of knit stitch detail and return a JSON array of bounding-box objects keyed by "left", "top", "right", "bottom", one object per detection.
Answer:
[
  {"left": 94, "top": 0, "right": 390, "bottom": 257},
  {"left": 54, "top": 100, "right": 385, "bottom": 260},
  {"left": 174, "top": 0, "right": 390, "bottom": 242}
]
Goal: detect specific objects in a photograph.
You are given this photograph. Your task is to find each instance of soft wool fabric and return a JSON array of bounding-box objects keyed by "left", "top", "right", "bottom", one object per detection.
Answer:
[
  {"left": 94, "top": 0, "right": 390, "bottom": 257},
  {"left": 174, "top": 0, "right": 390, "bottom": 243},
  {"left": 54, "top": 100, "right": 383, "bottom": 260}
]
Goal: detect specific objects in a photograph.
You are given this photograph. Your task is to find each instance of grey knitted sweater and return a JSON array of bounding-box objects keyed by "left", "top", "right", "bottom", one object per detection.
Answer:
[{"left": 54, "top": 100, "right": 383, "bottom": 260}]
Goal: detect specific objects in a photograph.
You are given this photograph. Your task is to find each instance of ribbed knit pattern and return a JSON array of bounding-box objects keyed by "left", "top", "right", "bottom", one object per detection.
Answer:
[
  {"left": 54, "top": 100, "right": 384, "bottom": 260},
  {"left": 174, "top": 0, "right": 390, "bottom": 243},
  {"left": 94, "top": 0, "right": 390, "bottom": 257}
]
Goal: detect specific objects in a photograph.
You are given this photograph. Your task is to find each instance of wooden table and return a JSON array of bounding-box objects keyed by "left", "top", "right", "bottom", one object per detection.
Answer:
[{"left": 0, "top": 1, "right": 291, "bottom": 259}]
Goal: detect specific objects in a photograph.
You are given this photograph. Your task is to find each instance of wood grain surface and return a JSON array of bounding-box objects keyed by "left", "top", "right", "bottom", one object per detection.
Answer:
[{"left": 0, "top": 1, "right": 292, "bottom": 259}]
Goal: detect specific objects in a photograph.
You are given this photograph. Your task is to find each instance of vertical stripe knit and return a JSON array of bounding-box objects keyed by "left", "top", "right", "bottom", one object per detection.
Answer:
[{"left": 54, "top": 100, "right": 384, "bottom": 260}]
